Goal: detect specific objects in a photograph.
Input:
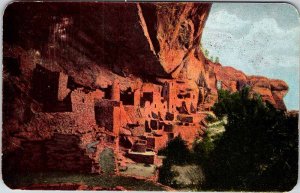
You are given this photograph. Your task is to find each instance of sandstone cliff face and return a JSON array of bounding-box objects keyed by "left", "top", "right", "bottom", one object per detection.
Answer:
[
  {"left": 4, "top": 2, "right": 210, "bottom": 79},
  {"left": 3, "top": 2, "right": 288, "bottom": 126},
  {"left": 139, "top": 3, "right": 211, "bottom": 75},
  {"left": 212, "top": 62, "right": 288, "bottom": 110},
  {"left": 248, "top": 76, "right": 288, "bottom": 110}
]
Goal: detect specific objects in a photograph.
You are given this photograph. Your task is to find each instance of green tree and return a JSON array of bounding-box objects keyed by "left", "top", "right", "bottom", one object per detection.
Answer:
[
  {"left": 204, "top": 49, "right": 209, "bottom": 58},
  {"left": 204, "top": 87, "right": 298, "bottom": 191},
  {"left": 193, "top": 132, "right": 216, "bottom": 163},
  {"left": 215, "top": 57, "right": 219, "bottom": 63},
  {"left": 158, "top": 159, "right": 178, "bottom": 186},
  {"left": 161, "top": 135, "right": 191, "bottom": 165},
  {"left": 158, "top": 135, "right": 191, "bottom": 187}
]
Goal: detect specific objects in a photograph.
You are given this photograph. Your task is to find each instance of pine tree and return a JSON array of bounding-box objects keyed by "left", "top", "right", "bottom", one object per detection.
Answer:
[
  {"left": 215, "top": 57, "right": 219, "bottom": 63},
  {"left": 204, "top": 49, "right": 209, "bottom": 58}
]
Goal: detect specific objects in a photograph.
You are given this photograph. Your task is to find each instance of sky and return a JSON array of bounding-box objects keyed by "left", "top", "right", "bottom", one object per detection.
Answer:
[{"left": 202, "top": 3, "right": 300, "bottom": 110}]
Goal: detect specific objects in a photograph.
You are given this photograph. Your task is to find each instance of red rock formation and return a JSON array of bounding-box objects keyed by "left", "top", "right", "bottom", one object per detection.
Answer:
[
  {"left": 212, "top": 63, "right": 288, "bottom": 110},
  {"left": 4, "top": 2, "right": 211, "bottom": 79},
  {"left": 214, "top": 65, "right": 247, "bottom": 92},
  {"left": 138, "top": 3, "right": 211, "bottom": 74},
  {"left": 248, "top": 76, "right": 288, "bottom": 110}
]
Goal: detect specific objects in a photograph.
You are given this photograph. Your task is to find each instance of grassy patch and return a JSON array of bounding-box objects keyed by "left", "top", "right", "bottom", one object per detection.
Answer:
[
  {"left": 120, "top": 163, "right": 156, "bottom": 178},
  {"left": 171, "top": 164, "right": 205, "bottom": 189}
]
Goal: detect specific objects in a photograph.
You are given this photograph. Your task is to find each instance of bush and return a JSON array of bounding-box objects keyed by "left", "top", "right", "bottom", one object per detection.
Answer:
[
  {"left": 192, "top": 136, "right": 215, "bottom": 164},
  {"left": 158, "top": 160, "right": 178, "bottom": 186},
  {"left": 205, "top": 114, "right": 217, "bottom": 123},
  {"left": 159, "top": 135, "right": 191, "bottom": 165},
  {"left": 158, "top": 135, "right": 191, "bottom": 187}
]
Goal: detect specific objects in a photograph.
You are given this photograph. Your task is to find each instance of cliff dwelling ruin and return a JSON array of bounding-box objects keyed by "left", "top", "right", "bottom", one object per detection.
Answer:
[{"left": 2, "top": 2, "right": 290, "bottom": 184}]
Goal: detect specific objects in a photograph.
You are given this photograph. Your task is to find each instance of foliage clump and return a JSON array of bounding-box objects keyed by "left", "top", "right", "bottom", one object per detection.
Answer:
[
  {"left": 159, "top": 87, "right": 298, "bottom": 192},
  {"left": 205, "top": 114, "right": 218, "bottom": 123},
  {"left": 158, "top": 135, "right": 191, "bottom": 187},
  {"left": 200, "top": 45, "right": 220, "bottom": 63},
  {"left": 204, "top": 87, "right": 298, "bottom": 191},
  {"left": 159, "top": 135, "right": 191, "bottom": 165}
]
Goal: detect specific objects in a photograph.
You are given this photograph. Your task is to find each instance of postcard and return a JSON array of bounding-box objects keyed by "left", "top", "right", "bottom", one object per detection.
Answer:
[{"left": 2, "top": 1, "right": 299, "bottom": 192}]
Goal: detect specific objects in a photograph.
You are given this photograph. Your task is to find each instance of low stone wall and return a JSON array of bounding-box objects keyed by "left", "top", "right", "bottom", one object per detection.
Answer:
[
  {"left": 14, "top": 134, "right": 93, "bottom": 173},
  {"left": 5, "top": 131, "right": 119, "bottom": 174},
  {"left": 127, "top": 151, "right": 155, "bottom": 164},
  {"left": 45, "top": 134, "right": 93, "bottom": 173}
]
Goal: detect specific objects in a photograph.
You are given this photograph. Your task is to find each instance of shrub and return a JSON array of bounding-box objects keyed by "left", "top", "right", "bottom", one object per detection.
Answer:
[
  {"left": 161, "top": 135, "right": 191, "bottom": 165},
  {"left": 205, "top": 114, "right": 217, "bottom": 123}
]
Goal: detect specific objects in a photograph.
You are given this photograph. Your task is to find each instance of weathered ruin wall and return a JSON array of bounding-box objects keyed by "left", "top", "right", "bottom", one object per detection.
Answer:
[
  {"left": 95, "top": 105, "right": 114, "bottom": 132},
  {"left": 58, "top": 72, "right": 70, "bottom": 101},
  {"left": 3, "top": 104, "right": 120, "bottom": 175},
  {"left": 31, "top": 64, "right": 60, "bottom": 104},
  {"left": 36, "top": 112, "right": 87, "bottom": 133},
  {"left": 4, "top": 134, "right": 93, "bottom": 173},
  {"left": 5, "top": 133, "right": 118, "bottom": 174},
  {"left": 153, "top": 134, "right": 169, "bottom": 151},
  {"left": 15, "top": 141, "right": 46, "bottom": 172},
  {"left": 71, "top": 89, "right": 96, "bottom": 126},
  {"left": 173, "top": 125, "right": 200, "bottom": 147},
  {"left": 95, "top": 100, "right": 130, "bottom": 135},
  {"left": 127, "top": 152, "right": 155, "bottom": 164},
  {"left": 45, "top": 134, "right": 93, "bottom": 172}
]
